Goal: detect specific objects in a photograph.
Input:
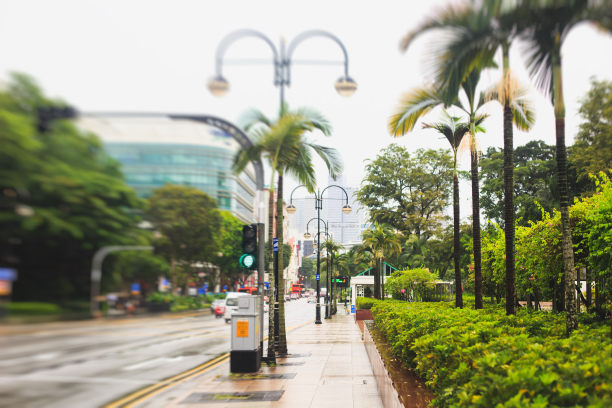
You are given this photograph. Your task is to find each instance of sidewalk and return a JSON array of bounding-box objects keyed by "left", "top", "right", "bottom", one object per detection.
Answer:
[{"left": 139, "top": 308, "right": 383, "bottom": 408}]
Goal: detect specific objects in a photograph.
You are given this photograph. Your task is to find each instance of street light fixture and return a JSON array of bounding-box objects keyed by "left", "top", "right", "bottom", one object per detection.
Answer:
[
  {"left": 287, "top": 185, "right": 351, "bottom": 323},
  {"left": 334, "top": 76, "right": 358, "bottom": 97},
  {"left": 209, "top": 29, "right": 357, "bottom": 106},
  {"left": 286, "top": 204, "right": 297, "bottom": 214},
  {"left": 207, "top": 76, "right": 229, "bottom": 97},
  {"left": 303, "top": 232, "right": 311, "bottom": 239}
]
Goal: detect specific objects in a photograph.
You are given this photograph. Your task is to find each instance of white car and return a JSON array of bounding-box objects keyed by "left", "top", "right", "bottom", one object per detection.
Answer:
[{"left": 223, "top": 292, "right": 248, "bottom": 323}]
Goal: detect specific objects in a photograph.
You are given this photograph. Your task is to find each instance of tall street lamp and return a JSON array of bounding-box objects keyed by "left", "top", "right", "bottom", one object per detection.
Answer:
[
  {"left": 304, "top": 218, "right": 331, "bottom": 317},
  {"left": 208, "top": 29, "right": 358, "bottom": 108},
  {"left": 209, "top": 29, "right": 357, "bottom": 351},
  {"left": 287, "top": 185, "right": 351, "bottom": 324}
]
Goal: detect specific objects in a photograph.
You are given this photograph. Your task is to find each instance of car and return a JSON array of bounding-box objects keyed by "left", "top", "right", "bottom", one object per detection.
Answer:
[
  {"left": 307, "top": 297, "right": 316, "bottom": 304},
  {"left": 210, "top": 298, "right": 224, "bottom": 313},
  {"left": 213, "top": 299, "right": 226, "bottom": 318},
  {"left": 284, "top": 294, "right": 291, "bottom": 302},
  {"left": 223, "top": 292, "right": 249, "bottom": 323},
  {"left": 290, "top": 293, "right": 299, "bottom": 300}
]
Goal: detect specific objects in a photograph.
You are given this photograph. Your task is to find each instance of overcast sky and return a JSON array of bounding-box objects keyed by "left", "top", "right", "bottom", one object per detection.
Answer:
[{"left": 1, "top": 0, "right": 611, "bottom": 209}]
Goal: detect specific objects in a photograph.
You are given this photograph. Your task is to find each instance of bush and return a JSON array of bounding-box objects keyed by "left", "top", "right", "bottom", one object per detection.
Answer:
[
  {"left": 371, "top": 300, "right": 611, "bottom": 407},
  {"left": 7, "top": 302, "right": 62, "bottom": 316},
  {"left": 356, "top": 297, "right": 375, "bottom": 310},
  {"left": 146, "top": 293, "right": 209, "bottom": 312},
  {"left": 385, "top": 268, "right": 437, "bottom": 300}
]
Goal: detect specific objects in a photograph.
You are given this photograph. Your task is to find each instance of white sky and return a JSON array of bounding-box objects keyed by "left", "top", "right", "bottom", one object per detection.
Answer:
[{"left": 1, "top": 0, "right": 611, "bottom": 214}]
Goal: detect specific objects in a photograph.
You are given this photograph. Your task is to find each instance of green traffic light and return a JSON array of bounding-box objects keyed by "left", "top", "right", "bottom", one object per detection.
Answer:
[{"left": 239, "top": 253, "right": 255, "bottom": 268}]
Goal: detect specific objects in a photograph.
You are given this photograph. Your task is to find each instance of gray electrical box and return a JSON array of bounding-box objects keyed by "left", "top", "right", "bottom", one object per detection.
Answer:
[{"left": 230, "top": 295, "right": 261, "bottom": 372}]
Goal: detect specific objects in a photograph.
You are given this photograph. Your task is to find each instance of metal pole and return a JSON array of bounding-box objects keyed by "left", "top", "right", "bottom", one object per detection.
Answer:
[
  {"left": 90, "top": 246, "right": 153, "bottom": 315},
  {"left": 274, "top": 242, "right": 280, "bottom": 347},
  {"left": 325, "top": 244, "right": 330, "bottom": 319},
  {"left": 315, "top": 192, "right": 322, "bottom": 324}
]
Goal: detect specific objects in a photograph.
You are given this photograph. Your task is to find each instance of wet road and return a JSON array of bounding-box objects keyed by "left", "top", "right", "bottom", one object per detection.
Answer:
[{"left": 0, "top": 298, "right": 315, "bottom": 408}]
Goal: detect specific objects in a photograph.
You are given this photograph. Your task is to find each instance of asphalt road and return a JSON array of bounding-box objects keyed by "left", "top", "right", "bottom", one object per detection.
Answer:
[{"left": 0, "top": 298, "right": 315, "bottom": 408}]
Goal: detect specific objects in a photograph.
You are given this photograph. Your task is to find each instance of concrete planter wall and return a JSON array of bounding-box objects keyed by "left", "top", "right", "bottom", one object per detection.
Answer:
[{"left": 363, "top": 322, "right": 404, "bottom": 408}]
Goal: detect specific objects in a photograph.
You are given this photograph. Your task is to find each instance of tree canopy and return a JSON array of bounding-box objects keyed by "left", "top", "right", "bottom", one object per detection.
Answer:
[
  {"left": 0, "top": 73, "right": 144, "bottom": 301},
  {"left": 356, "top": 145, "right": 453, "bottom": 239}
]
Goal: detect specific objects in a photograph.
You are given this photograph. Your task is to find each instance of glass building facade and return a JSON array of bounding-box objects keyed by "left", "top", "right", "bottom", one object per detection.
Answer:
[{"left": 77, "top": 116, "right": 256, "bottom": 223}]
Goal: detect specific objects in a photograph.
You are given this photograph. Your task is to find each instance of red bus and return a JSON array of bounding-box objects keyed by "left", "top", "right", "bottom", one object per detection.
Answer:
[
  {"left": 291, "top": 284, "right": 304, "bottom": 297},
  {"left": 238, "top": 286, "right": 258, "bottom": 295}
]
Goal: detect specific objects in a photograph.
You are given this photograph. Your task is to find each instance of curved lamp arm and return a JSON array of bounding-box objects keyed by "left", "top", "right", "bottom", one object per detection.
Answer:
[
  {"left": 305, "top": 217, "right": 328, "bottom": 235},
  {"left": 320, "top": 184, "right": 350, "bottom": 206},
  {"left": 213, "top": 29, "right": 281, "bottom": 85},
  {"left": 285, "top": 29, "right": 351, "bottom": 85}
]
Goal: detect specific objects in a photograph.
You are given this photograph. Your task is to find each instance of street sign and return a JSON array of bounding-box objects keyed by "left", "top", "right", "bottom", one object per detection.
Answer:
[
  {"left": 0, "top": 268, "right": 17, "bottom": 281},
  {"left": 203, "top": 283, "right": 209, "bottom": 289},
  {"left": 350, "top": 305, "right": 355, "bottom": 314},
  {"left": 316, "top": 274, "right": 320, "bottom": 281},
  {"left": 197, "top": 288, "right": 206, "bottom": 295},
  {"left": 273, "top": 238, "right": 278, "bottom": 252},
  {"left": 264, "top": 281, "right": 269, "bottom": 289},
  {"left": 131, "top": 283, "right": 140, "bottom": 295}
]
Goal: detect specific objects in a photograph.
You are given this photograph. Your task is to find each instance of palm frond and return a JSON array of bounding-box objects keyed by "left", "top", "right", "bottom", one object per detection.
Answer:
[
  {"left": 305, "top": 141, "right": 343, "bottom": 180},
  {"left": 485, "top": 69, "right": 535, "bottom": 131},
  {"left": 237, "top": 108, "right": 273, "bottom": 132},
  {"left": 292, "top": 107, "right": 333, "bottom": 136},
  {"left": 388, "top": 87, "right": 444, "bottom": 137}
]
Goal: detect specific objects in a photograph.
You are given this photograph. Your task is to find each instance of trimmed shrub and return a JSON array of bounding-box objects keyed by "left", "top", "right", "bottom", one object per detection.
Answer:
[
  {"left": 356, "top": 296, "right": 375, "bottom": 310},
  {"left": 371, "top": 300, "right": 611, "bottom": 407}
]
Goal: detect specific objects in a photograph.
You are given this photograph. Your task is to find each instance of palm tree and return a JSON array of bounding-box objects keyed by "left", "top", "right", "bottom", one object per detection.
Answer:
[
  {"left": 361, "top": 224, "right": 402, "bottom": 300},
  {"left": 421, "top": 112, "right": 473, "bottom": 308},
  {"left": 399, "top": 0, "right": 535, "bottom": 315},
  {"left": 389, "top": 69, "right": 488, "bottom": 308},
  {"left": 234, "top": 104, "right": 342, "bottom": 355},
  {"left": 517, "top": 0, "right": 611, "bottom": 333},
  {"left": 321, "top": 238, "right": 344, "bottom": 314}
]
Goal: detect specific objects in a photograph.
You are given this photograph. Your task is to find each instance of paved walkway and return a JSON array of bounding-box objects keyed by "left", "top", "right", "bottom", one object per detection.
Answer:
[{"left": 139, "top": 308, "right": 383, "bottom": 408}]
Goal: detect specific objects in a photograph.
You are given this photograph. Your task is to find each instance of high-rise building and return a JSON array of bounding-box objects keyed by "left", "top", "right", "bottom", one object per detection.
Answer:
[
  {"left": 77, "top": 115, "right": 256, "bottom": 224},
  {"left": 324, "top": 175, "right": 365, "bottom": 244}
]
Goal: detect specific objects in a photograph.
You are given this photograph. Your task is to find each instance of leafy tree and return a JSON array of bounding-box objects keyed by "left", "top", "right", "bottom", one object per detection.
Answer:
[
  {"left": 234, "top": 104, "right": 341, "bottom": 356},
  {"left": 385, "top": 268, "right": 437, "bottom": 301},
  {"left": 569, "top": 78, "right": 612, "bottom": 195},
  {"left": 357, "top": 145, "right": 453, "bottom": 240},
  {"left": 0, "top": 73, "right": 144, "bottom": 302},
  {"left": 480, "top": 140, "right": 557, "bottom": 226},
  {"left": 210, "top": 211, "right": 246, "bottom": 290},
  {"left": 103, "top": 251, "right": 169, "bottom": 296},
  {"left": 146, "top": 185, "right": 221, "bottom": 294},
  {"left": 518, "top": 0, "right": 611, "bottom": 333}
]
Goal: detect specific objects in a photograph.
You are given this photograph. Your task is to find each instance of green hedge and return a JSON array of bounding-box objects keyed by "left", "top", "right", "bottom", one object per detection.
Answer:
[
  {"left": 147, "top": 293, "right": 210, "bottom": 312},
  {"left": 372, "top": 300, "right": 611, "bottom": 407},
  {"left": 356, "top": 297, "right": 375, "bottom": 310},
  {"left": 6, "top": 302, "right": 62, "bottom": 316}
]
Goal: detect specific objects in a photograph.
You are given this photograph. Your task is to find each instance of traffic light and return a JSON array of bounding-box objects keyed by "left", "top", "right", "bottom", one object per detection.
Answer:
[{"left": 239, "top": 224, "right": 257, "bottom": 269}]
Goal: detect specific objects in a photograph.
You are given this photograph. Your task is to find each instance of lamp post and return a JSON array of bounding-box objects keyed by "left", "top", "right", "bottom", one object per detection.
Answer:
[
  {"left": 286, "top": 185, "right": 351, "bottom": 324},
  {"left": 208, "top": 29, "right": 358, "bottom": 108},
  {"left": 209, "top": 29, "right": 356, "bottom": 350},
  {"left": 304, "top": 218, "right": 331, "bottom": 318}
]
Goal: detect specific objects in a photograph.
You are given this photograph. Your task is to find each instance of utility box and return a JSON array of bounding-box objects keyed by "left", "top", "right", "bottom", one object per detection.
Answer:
[{"left": 230, "top": 295, "right": 261, "bottom": 373}]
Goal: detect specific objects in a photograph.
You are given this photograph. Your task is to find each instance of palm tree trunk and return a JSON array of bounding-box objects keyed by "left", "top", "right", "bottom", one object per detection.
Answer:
[
  {"left": 553, "top": 55, "right": 577, "bottom": 335},
  {"left": 266, "top": 185, "right": 276, "bottom": 360},
  {"left": 502, "top": 46, "right": 515, "bottom": 315},
  {"left": 276, "top": 173, "right": 288, "bottom": 355},
  {"left": 468, "top": 149, "right": 482, "bottom": 310},
  {"left": 373, "top": 260, "right": 380, "bottom": 300},
  {"left": 471, "top": 150, "right": 482, "bottom": 310},
  {"left": 381, "top": 259, "right": 385, "bottom": 299},
  {"left": 453, "top": 172, "right": 462, "bottom": 308}
]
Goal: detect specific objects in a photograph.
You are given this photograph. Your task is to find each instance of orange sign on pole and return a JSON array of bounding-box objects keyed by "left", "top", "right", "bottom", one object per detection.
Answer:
[{"left": 236, "top": 320, "right": 249, "bottom": 337}]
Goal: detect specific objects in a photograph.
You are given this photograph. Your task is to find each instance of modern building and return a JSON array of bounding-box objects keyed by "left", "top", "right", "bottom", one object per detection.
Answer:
[
  {"left": 323, "top": 175, "right": 366, "bottom": 244},
  {"left": 77, "top": 115, "right": 256, "bottom": 224}
]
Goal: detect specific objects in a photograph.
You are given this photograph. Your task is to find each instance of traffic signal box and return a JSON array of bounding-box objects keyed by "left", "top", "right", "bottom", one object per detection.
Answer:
[
  {"left": 333, "top": 276, "right": 349, "bottom": 288},
  {"left": 239, "top": 224, "right": 257, "bottom": 269}
]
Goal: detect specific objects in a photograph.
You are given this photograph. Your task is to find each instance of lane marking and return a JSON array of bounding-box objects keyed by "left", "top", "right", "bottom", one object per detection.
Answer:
[{"left": 106, "top": 318, "right": 314, "bottom": 408}]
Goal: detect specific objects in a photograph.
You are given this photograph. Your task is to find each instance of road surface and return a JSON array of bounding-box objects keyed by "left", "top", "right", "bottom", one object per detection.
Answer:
[{"left": 0, "top": 298, "right": 315, "bottom": 408}]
